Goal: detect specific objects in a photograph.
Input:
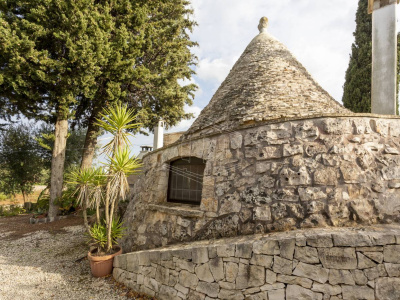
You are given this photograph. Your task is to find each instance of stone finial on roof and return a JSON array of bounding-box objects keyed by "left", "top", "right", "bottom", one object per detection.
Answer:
[{"left": 258, "top": 17, "right": 269, "bottom": 33}]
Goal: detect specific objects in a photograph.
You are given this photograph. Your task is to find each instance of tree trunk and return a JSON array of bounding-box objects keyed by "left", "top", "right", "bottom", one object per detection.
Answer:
[
  {"left": 22, "top": 191, "right": 27, "bottom": 204},
  {"left": 48, "top": 118, "right": 68, "bottom": 219},
  {"left": 80, "top": 105, "right": 101, "bottom": 169}
]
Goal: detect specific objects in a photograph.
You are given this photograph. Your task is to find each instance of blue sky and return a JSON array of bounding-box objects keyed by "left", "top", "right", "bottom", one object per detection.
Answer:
[{"left": 98, "top": 1, "right": 400, "bottom": 161}]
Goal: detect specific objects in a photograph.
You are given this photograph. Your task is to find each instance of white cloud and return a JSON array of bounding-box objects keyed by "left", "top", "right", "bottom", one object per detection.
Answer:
[{"left": 195, "top": 57, "right": 237, "bottom": 83}]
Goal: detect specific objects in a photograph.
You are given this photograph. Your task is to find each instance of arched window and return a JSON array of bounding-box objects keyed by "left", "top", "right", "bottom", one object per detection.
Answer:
[{"left": 168, "top": 157, "right": 205, "bottom": 205}]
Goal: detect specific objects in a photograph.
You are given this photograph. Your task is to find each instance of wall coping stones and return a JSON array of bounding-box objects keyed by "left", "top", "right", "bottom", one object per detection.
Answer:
[
  {"left": 114, "top": 225, "right": 400, "bottom": 299},
  {"left": 148, "top": 203, "right": 204, "bottom": 218}
]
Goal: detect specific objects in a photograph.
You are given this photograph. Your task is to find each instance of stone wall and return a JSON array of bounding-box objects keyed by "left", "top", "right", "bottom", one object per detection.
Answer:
[
  {"left": 114, "top": 225, "right": 400, "bottom": 300},
  {"left": 121, "top": 116, "right": 400, "bottom": 252}
]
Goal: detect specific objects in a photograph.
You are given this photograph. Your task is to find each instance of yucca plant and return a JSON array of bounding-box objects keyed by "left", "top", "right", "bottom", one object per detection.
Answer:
[
  {"left": 89, "top": 218, "right": 126, "bottom": 254},
  {"left": 67, "top": 167, "right": 96, "bottom": 231},
  {"left": 89, "top": 167, "right": 107, "bottom": 224},
  {"left": 95, "top": 103, "right": 142, "bottom": 252}
]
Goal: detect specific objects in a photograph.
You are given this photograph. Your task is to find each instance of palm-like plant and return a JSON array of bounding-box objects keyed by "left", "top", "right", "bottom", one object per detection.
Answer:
[
  {"left": 89, "top": 167, "right": 107, "bottom": 224},
  {"left": 94, "top": 104, "right": 140, "bottom": 155},
  {"left": 67, "top": 167, "right": 96, "bottom": 231},
  {"left": 95, "top": 103, "right": 142, "bottom": 252}
]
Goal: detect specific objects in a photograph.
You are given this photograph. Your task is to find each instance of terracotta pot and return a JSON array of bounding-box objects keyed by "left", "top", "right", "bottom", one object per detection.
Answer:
[{"left": 87, "top": 245, "right": 122, "bottom": 277}]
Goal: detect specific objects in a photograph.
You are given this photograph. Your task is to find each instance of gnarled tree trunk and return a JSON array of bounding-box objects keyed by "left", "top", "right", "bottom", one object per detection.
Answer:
[{"left": 48, "top": 118, "right": 68, "bottom": 219}]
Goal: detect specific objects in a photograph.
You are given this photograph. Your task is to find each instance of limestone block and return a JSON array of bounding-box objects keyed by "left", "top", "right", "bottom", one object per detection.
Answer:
[
  {"left": 236, "top": 264, "right": 265, "bottom": 289},
  {"left": 294, "top": 246, "right": 320, "bottom": 264},
  {"left": 270, "top": 203, "right": 288, "bottom": 221},
  {"left": 314, "top": 167, "right": 337, "bottom": 186},
  {"left": 382, "top": 166, "right": 400, "bottom": 181},
  {"left": 179, "top": 270, "right": 199, "bottom": 289},
  {"left": 195, "top": 263, "right": 214, "bottom": 283},
  {"left": 341, "top": 285, "right": 374, "bottom": 300},
  {"left": 376, "top": 277, "right": 400, "bottom": 300},
  {"left": 351, "top": 269, "right": 368, "bottom": 285},
  {"left": 144, "top": 276, "right": 159, "bottom": 292},
  {"left": 187, "top": 290, "right": 206, "bottom": 300},
  {"left": 174, "top": 283, "right": 189, "bottom": 295},
  {"left": 196, "top": 281, "right": 219, "bottom": 298},
  {"left": 157, "top": 285, "right": 178, "bottom": 300},
  {"left": 155, "top": 266, "right": 170, "bottom": 285},
  {"left": 282, "top": 144, "right": 303, "bottom": 157},
  {"left": 306, "top": 235, "right": 333, "bottom": 248},
  {"left": 292, "top": 262, "right": 328, "bottom": 283},
  {"left": 267, "top": 288, "right": 285, "bottom": 300},
  {"left": 363, "top": 265, "right": 387, "bottom": 281},
  {"left": 230, "top": 133, "right": 243, "bottom": 150},
  {"left": 253, "top": 240, "right": 280, "bottom": 255},
  {"left": 209, "top": 258, "right": 224, "bottom": 281},
  {"left": 322, "top": 118, "right": 352, "bottom": 135},
  {"left": 219, "top": 289, "right": 244, "bottom": 300},
  {"left": 318, "top": 247, "right": 357, "bottom": 269},
  {"left": 280, "top": 166, "right": 311, "bottom": 186},
  {"left": 332, "top": 232, "right": 372, "bottom": 247},
  {"left": 192, "top": 247, "right": 209, "bottom": 264},
  {"left": 266, "top": 270, "right": 277, "bottom": 284},
  {"left": 200, "top": 197, "right": 218, "bottom": 213},
  {"left": 217, "top": 244, "right": 235, "bottom": 257},
  {"left": 384, "top": 245, "right": 400, "bottom": 263},
  {"left": 225, "top": 262, "right": 239, "bottom": 282},
  {"left": 357, "top": 252, "right": 377, "bottom": 269},
  {"left": 219, "top": 192, "right": 241, "bottom": 215},
  {"left": 311, "top": 283, "right": 341, "bottom": 296},
  {"left": 349, "top": 199, "right": 375, "bottom": 223},
  {"left": 258, "top": 174, "right": 276, "bottom": 188},
  {"left": 279, "top": 239, "right": 295, "bottom": 260},
  {"left": 175, "top": 258, "right": 195, "bottom": 273},
  {"left": 244, "top": 291, "right": 268, "bottom": 300},
  {"left": 294, "top": 121, "right": 319, "bottom": 141},
  {"left": 254, "top": 206, "right": 272, "bottom": 222},
  {"left": 286, "top": 284, "right": 323, "bottom": 300},
  {"left": 272, "top": 256, "right": 293, "bottom": 275},
  {"left": 298, "top": 187, "right": 327, "bottom": 201},
  {"left": 384, "top": 263, "right": 400, "bottom": 277},
  {"left": 276, "top": 274, "right": 313, "bottom": 289},
  {"left": 250, "top": 254, "right": 273, "bottom": 268},
  {"left": 329, "top": 269, "right": 355, "bottom": 285},
  {"left": 374, "top": 192, "right": 400, "bottom": 216},
  {"left": 258, "top": 146, "right": 282, "bottom": 160}
]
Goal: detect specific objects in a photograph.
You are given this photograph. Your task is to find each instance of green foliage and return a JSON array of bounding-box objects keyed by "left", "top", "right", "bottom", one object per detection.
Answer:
[
  {"left": 89, "top": 218, "right": 126, "bottom": 253},
  {"left": 0, "top": 206, "right": 26, "bottom": 217},
  {"left": 95, "top": 104, "right": 140, "bottom": 155},
  {"left": 35, "top": 188, "right": 50, "bottom": 214},
  {"left": 0, "top": 123, "right": 44, "bottom": 199},
  {"left": 343, "top": 0, "right": 399, "bottom": 113},
  {"left": 35, "top": 124, "right": 93, "bottom": 172},
  {"left": 0, "top": 193, "right": 7, "bottom": 201}
]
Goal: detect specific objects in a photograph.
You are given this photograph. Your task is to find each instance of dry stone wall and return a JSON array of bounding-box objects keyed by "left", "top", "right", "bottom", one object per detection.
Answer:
[
  {"left": 121, "top": 116, "right": 400, "bottom": 252},
  {"left": 114, "top": 225, "right": 400, "bottom": 300}
]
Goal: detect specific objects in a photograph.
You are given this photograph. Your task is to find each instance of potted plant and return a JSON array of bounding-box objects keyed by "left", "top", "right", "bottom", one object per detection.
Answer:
[{"left": 84, "top": 103, "right": 141, "bottom": 277}]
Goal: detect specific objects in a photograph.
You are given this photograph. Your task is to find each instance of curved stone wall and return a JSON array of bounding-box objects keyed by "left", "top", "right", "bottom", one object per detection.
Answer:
[
  {"left": 114, "top": 225, "right": 400, "bottom": 300},
  {"left": 121, "top": 116, "right": 400, "bottom": 252}
]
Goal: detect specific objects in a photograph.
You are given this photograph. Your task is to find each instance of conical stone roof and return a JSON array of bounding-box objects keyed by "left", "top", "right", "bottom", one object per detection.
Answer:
[{"left": 183, "top": 17, "right": 350, "bottom": 139}]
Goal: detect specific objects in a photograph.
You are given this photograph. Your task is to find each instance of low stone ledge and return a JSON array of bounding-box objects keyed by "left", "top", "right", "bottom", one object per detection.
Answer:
[
  {"left": 29, "top": 215, "right": 67, "bottom": 224},
  {"left": 114, "top": 225, "right": 400, "bottom": 299},
  {"left": 148, "top": 203, "right": 204, "bottom": 218}
]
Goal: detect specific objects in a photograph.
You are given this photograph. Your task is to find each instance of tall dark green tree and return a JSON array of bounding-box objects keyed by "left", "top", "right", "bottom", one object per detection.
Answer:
[
  {"left": 0, "top": 124, "right": 44, "bottom": 203},
  {"left": 75, "top": 0, "right": 198, "bottom": 169},
  {"left": 343, "top": 0, "right": 399, "bottom": 114},
  {"left": 0, "top": 1, "right": 110, "bottom": 217}
]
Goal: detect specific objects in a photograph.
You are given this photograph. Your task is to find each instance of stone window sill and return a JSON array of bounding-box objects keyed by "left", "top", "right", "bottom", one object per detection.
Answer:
[{"left": 148, "top": 203, "right": 204, "bottom": 218}]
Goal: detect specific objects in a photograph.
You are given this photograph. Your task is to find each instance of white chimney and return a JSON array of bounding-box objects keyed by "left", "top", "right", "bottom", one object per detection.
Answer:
[
  {"left": 153, "top": 119, "right": 164, "bottom": 149},
  {"left": 370, "top": 0, "right": 398, "bottom": 115}
]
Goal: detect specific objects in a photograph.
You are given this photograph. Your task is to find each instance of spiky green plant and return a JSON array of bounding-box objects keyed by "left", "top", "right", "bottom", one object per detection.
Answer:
[
  {"left": 67, "top": 167, "right": 96, "bottom": 231},
  {"left": 89, "top": 167, "right": 107, "bottom": 224},
  {"left": 94, "top": 104, "right": 140, "bottom": 155},
  {"left": 89, "top": 217, "right": 126, "bottom": 254},
  {"left": 94, "top": 103, "right": 142, "bottom": 252}
]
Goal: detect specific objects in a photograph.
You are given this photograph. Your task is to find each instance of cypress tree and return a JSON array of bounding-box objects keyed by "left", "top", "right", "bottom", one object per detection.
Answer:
[{"left": 343, "top": 0, "right": 399, "bottom": 114}]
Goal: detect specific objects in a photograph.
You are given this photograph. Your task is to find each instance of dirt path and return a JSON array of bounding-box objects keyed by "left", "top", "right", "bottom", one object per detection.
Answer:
[{"left": 0, "top": 215, "right": 130, "bottom": 300}]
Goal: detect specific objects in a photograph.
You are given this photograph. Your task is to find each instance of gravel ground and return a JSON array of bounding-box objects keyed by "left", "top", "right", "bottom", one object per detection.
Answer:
[{"left": 0, "top": 215, "right": 130, "bottom": 300}]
